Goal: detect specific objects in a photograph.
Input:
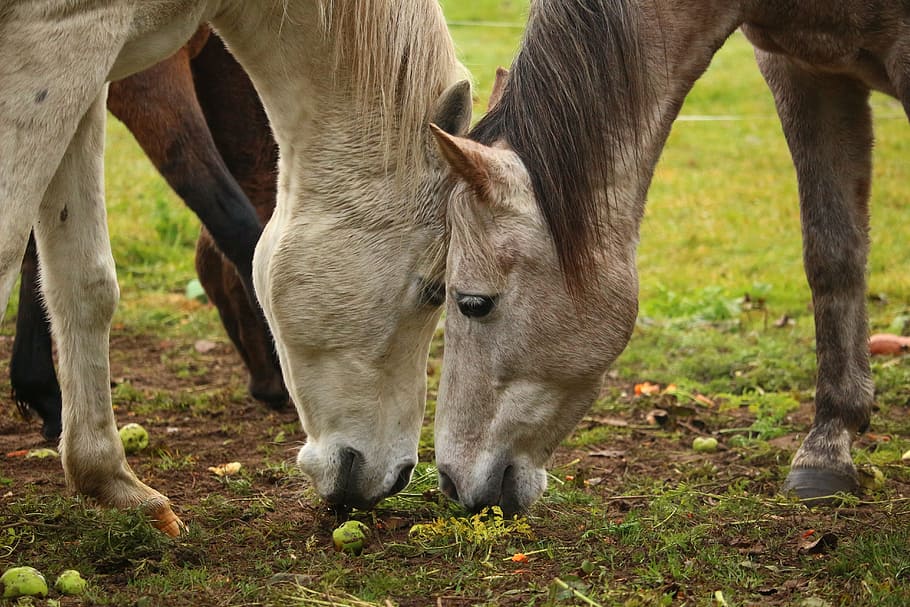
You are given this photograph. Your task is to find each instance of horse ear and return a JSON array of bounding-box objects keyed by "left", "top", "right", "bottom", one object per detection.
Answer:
[
  {"left": 487, "top": 67, "right": 509, "bottom": 111},
  {"left": 430, "top": 80, "right": 473, "bottom": 136},
  {"left": 430, "top": 125, "right": 494, "bottom": 203}
]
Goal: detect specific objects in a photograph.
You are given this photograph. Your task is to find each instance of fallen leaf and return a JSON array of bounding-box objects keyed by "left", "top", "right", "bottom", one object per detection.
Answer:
[
  {"left": 694, "top": 394, "right": 715, "bottom": 407},
  {"left": 377, "top": 516, "right": 409, "bottom": 531},
  {"left": 646, "top": 409, "right": 670, "bottom": 427},
  {"left": 208, "top": 461, "right": 243, "bottom": 477},
  {"left": 194, "top": 339, "right": 218, "bottom": 353},
  {"left": 798, "top": 532, "right": 838, "bottom": 555},
  {"left": 25, "top": 448, "right": 59, "bottom": 459}
]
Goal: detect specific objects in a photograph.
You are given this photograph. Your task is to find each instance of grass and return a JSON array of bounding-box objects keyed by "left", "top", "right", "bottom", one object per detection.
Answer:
[{"left": 2, "top": 1, "right": 910, "bottom": 606}]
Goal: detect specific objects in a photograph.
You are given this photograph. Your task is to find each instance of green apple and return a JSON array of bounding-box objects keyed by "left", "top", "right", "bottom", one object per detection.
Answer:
[
  {"left": 1, "top": 566, "right": 48, "bottom": 599},
  {"left": 332, "top": 520, "right": 369, "bottom": 555},
  {"left": 119, "top": 422, "right": 149, "bottom": 454},
  {"left": 692, "top": 437, "right": 719, "bottom": 453},
  {"left": 54, "top": 570, "right": 87, "bottom": 596}
]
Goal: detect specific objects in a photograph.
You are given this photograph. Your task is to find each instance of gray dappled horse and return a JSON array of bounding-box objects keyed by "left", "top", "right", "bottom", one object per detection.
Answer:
[
  {"left": 0, "top": 0, "right": 470, "bottom": 535},
  {"left": 430, "top": 0, "right": 908, "bottom": 513}
]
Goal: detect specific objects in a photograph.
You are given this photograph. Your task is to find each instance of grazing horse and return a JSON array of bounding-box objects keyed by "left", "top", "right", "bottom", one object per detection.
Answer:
[
  {"left": 431, "top": 0, "right": 909, "bottom": 514},
  {"left": 0, "top": 0, "right": 470, "bottom": 535},
  {"left": 10, "top": 27, "right": 287, "bottom": 442}
]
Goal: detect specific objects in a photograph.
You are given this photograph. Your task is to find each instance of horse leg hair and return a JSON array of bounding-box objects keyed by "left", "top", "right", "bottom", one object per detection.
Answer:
[
  {"left": 756, "top": 49, "right": 874, "bottom": 500},
  {"left": 10, "top": 232, "right": 63, "bottom": 440},
  {"left": 34, "top": 89, "right": 180, "bottom": 533}
]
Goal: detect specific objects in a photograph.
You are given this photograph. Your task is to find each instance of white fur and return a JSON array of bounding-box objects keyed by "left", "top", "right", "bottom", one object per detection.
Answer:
[{"left": 1, "top": 0, "right": 469, "bottom": 516}]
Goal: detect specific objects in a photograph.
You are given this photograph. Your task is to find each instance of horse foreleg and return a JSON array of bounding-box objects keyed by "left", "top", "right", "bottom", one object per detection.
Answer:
[
  {"left": 107, "top": 46, "right": 263, "bottom": 306},
  {"left": 34, "top": 90, "right": 182, "bottom": 536},
  {"left": 195, "top": 230, "right": 289, "bottom": 408},
  {"left": 10, "top": 233, "right": 63, "bottom": 440},
  {"left": 756, "top": 50, "right": 874, "bottom": 501}
]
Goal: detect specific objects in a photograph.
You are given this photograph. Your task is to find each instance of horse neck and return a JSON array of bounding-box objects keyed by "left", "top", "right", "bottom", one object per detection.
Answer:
[
  {"left": 474, "top": 1, "right": 750, "bottom": 278},
  {"left": 210, "top": 0, "right": 461, "bottom": 217}
]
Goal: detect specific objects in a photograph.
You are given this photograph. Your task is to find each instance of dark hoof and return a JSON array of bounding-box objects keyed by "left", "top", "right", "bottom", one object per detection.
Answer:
[
  {"left": 249, "top": 383, "right": 289, "bottom": 411},
  {"left": 782, "top": 467, "right": 859, "bottom": 505},
  {"left": 257, "top": 394, "right": 290, "bottom": 411},
  {"left": 14, "top": 399, "right": 62, "bottom": 441}
]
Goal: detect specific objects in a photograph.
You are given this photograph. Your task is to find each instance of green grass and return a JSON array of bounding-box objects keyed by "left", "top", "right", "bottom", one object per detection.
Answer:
[{"left": 2, "top": 2, "right": 910, "bottom": 606}]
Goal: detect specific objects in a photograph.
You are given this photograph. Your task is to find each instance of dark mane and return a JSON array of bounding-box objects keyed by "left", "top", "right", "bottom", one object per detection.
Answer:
[{"left": 470, "top": 0, "right": 651, "bottom": 292}]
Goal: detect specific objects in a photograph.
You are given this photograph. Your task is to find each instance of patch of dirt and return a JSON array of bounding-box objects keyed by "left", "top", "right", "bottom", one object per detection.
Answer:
[
  {"left": 0, "top": 332, "right": 304, "bottom": 501},
  {"left": 1, "top": 332, "right": 908, "bottom": 606}
]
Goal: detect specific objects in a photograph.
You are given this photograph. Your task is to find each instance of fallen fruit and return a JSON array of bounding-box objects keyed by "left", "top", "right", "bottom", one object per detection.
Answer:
[
  {"left": 692, "top": 437, "right": 719, "bottom": 453},
  {"left": 332, "top": 520, "right": 369, "bottom": 555},
  {"left": 54, "top": 570, "right": 87, "bottom": 596},
  {"left": 869, "top": 333, "right": 910, "bottom": 355},
  {"left": 1, "top": 566, "right": 49, "bottom": 599},
  {"left": 119, "top": 422, "right": 149, "bottom": 454}
]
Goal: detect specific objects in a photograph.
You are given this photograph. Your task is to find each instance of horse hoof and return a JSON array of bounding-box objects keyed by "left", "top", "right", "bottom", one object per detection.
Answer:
[
  {"left": 147, "top": 502, "right": 184, "bottom": 537},
  {"left": 782, "top": 467, "right": 859, "bottom": 505}
]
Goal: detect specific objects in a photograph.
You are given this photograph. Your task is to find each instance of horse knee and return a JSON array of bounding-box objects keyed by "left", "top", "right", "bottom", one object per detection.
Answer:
[{"left": 44, "top": 266, "right": 120, "bottom": 329}]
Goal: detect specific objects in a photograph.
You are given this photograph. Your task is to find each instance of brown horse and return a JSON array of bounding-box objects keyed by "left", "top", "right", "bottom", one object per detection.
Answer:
[
  {"left": 11, "top": 27, "right": 287, "bottom": 441},
  {"left": 430, "top": 0, "right": 909, "bottom": 513}
]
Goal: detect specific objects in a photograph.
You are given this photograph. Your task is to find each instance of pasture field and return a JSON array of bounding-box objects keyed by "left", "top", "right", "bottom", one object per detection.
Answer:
[{"left": 2, "top": 1, "right": 909, "bottom": 605}]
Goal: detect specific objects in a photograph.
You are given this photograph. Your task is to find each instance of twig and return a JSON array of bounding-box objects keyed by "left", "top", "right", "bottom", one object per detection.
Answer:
[{"left": 552, "top": 578, "right": 604, "bottom": 607}]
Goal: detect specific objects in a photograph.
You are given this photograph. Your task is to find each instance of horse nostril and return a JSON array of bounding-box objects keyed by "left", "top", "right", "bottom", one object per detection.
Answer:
[
  {"left": 325, "top": 447, "right": 367, "bottom": 508},
  {"left": 338, "top": 447, "right": 362, "bottom": 477},
  {"left": 437, "top": 469, "right": 459, "bottom": 502},
  {"left": 389, "top": 462, "right": 415, "bottom": 497}
]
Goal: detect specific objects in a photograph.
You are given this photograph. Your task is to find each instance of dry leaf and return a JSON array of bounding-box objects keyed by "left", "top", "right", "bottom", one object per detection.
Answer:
[
  {"left": 195, "top": 339, "right": 218, "bottom": 353},
  {"left": 208, "top": 461, "right": 242, "bottom": 476},
  {"left": 798, "top": 532, "right": 838, "bottom": 555}
]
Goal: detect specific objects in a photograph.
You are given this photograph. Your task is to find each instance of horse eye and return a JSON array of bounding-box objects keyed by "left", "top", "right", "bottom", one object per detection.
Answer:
[{"left": 455, "top": 292, "right": 497, "bottom": 318}]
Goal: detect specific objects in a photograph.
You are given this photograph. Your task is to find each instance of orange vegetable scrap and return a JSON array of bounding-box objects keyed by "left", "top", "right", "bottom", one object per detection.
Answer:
[
  {"left": 634, "top": 382, "right": 660, "bottom": 396},
  {"left": 511, "top": 553, "right": 529, "bottom": 563}
]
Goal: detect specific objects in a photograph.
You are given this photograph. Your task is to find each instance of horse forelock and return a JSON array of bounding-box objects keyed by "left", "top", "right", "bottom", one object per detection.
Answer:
[
  {"left": 470, "top": 0, "right": 652, "bottom": 295},
  {"left": 317, "top": 0, "right": 466, "bottom": 183}
]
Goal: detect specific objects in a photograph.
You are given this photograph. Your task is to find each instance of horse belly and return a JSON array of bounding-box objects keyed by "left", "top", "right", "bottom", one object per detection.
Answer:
[{"left": 109, "top": 2, "right": 210, "bottom": 81}]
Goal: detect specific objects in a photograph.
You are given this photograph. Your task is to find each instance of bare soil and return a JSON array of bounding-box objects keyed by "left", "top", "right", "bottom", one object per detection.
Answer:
[{"left": 1, "top": 331, "right": 907, "bottom": 606}]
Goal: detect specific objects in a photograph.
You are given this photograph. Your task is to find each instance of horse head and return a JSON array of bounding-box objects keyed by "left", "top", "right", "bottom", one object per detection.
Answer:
[{"left": 430, "top": 125, "right": 639, "bottom": 514}]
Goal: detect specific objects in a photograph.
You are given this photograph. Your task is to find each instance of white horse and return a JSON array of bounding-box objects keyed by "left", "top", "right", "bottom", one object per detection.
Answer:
[
  {"left": 430, "top": 0, "right": 909, "bottom": 513},
  {"left": 0, "top": 0, "right": 471, "bottom": 535}
]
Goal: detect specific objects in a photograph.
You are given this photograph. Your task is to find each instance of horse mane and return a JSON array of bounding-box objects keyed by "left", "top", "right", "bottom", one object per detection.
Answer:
[
  {"left": 470, "top": 0, "right": 652, "bottom": 293},
  {"left": 317, "top": 0, "right": 466, "bottom": 180}
]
